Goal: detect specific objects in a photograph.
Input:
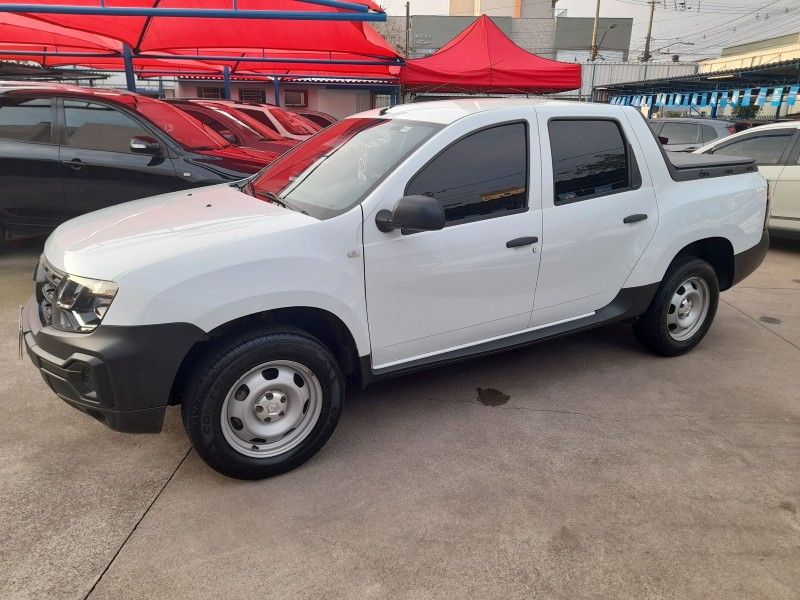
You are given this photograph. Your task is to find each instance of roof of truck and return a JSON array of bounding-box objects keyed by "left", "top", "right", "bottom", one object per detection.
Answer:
[{"left": 357, "top": 98, "right": 631, "bottom": 125}]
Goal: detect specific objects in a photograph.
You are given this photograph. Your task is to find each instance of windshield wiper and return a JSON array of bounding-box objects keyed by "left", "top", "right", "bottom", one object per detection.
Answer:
[{"left": 253, "top": 189, "right": 290, "bottom": 209}]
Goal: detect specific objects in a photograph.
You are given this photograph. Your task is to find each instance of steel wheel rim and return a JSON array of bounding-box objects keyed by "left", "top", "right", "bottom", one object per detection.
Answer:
[
  {"left": 220, "top": 360, "right": 322, "bottom": 458},
  {"left": 666, "top": 276, "right": 710, "bottom": 341}
]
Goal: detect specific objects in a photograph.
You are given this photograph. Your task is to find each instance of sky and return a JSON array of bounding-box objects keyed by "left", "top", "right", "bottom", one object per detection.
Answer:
[{"left": 381, "top": 0, "right": 800, "bottom": 61}]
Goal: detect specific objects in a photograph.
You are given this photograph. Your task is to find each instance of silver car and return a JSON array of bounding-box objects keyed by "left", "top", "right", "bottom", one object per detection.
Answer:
[{"left": 649, "top": 118, "right": 736, "bottom": 152}]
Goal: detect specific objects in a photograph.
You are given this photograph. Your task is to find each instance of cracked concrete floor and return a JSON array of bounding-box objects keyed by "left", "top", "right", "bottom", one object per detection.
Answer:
[{"left": 1, "top": 235, "right": 798, "bottom": 600}]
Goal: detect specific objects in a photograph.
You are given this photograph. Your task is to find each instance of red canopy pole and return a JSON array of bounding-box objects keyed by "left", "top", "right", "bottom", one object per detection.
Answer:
[{"left": 122, "top": 43, "right": 136, "bottom": 91}]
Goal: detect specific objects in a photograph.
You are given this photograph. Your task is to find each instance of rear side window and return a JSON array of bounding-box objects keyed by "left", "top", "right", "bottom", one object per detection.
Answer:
[
  {"left": 64, "top": 100, "right": 150, "bottom": 153},
  {"left": 700, "top": 124, "right": 719, "bottom": 143},
  {"left": 549, "top": 119, "right": 630, "bottom": 204},
  {"left": 0, "top": 97, "right": 53, "bottom": 143},
  {"left": 659, "top": 122, "right": 700, "bottom": 145},
  {"left": 710, "top": 133, "right": 793, "bottom": 165},
  {"left": 406, "top": 122, "right": 528, "bottom": 225}
]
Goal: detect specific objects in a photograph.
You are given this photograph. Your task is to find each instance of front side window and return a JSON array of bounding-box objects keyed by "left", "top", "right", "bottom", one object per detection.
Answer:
[
  {"left": 700, "top": 124, "right": 718, "bottom": 143},
  {"left": 239, "top": 107, "right": 280, "bottom": 133},
  {"left": 181, "top": 108, "right": 241, "bottom": 144},
  {"left": 0, "top": 97, "right": 53, "bottom": 144},
  {"left": 247, "top": 117, "right": 441, "bottom": 220},
  {"left": 549, "top": 119, "right": 630, "bottom": 204},
  {"left": 710, "top": 134, "right": 793, "bottom": 165},
  {"left": 406, "top": 123, "right": 528, "bottom": 225},
  {"left": 659, "top": 122, "right": 700, "bottom": 145},
  {"left": 64, "top": 100, "right": 150, "bottom": 153}
]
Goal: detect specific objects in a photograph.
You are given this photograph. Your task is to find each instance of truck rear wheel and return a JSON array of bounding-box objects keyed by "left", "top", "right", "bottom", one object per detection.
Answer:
[
  {"left": 633, "top": 257, "right": 719, "bottom": 356},
  {"left": 182, "top": 327, "right": 344, "bottom": 479}
]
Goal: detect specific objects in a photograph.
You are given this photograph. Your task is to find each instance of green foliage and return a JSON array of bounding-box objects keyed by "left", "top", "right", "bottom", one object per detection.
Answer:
[{"left": 731, "top": 105, "right": 759, "bottom": 120}]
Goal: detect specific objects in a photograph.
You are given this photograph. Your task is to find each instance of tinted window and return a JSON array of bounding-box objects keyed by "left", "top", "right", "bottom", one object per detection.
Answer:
[
  {"left": 700, "top": 124, "right": 718, "bottom": 143},
  {"left": 239, "top": 108, "right": 280, "bottom": 133},
  {"left": 549, "top": 119, "right": 629, "bottom": 204},
  {"left": 659, "top": 122, "right": 700, "bottom": 145},
  {"left": 711, "top": 134, "right": 792, "bottom": 165},
  {"left": 0, "top": 97, "right": 52, "bottom": 143},
  {"left": 64, "top": 100, "right": 150, "bottom": 153},
  {"left": 181, "top": 108, "right": 241, "bottom": 144},
  {"left": 406, "top": 123, "right": 528, "bottom": 225}
]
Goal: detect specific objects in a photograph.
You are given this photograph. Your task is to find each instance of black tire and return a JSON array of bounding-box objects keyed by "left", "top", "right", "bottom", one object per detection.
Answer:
[
  {"left": 182, "top": 327, "right": 344, "bottom": 480},
  {"left": 633, "top": 257, "right": 719, "bottom": 357}
]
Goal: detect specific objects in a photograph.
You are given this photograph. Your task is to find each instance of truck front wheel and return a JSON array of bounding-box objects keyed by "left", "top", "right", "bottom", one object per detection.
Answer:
[
  {"left": 182, "top": 328, "right": 344, "bottom": 479},
  {"left": 633, "top": 257, "right": 719, "bottom": 356}
]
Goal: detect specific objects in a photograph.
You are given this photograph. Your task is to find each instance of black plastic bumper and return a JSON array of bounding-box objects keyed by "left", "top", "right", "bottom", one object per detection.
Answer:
[
  {"left": 731, "top": 229, "right": 770, "bottom": 287},
  {"left": 21, "top": 296, "right": 206, "bottom": 433}
]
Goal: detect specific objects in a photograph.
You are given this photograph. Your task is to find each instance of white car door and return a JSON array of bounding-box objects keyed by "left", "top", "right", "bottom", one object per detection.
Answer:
[
  {"left": 769, "top": 134, "right": 800, "bottom": 232},
  {"left": 531, "top": 109, "right": 659, "bottom": 326},
  {"left": 705, "top": 128, "right": 797, "bottom": 230},
  {"left": 363, "top": 117, "right": 543, "bottom": 368}
]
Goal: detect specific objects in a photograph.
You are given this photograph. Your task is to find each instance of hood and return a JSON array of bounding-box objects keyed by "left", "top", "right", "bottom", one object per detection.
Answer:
[
  {"left": 45, "top": 183, "right": 317, "bottom": 281},
  {"left": 192, "top": 145, "right": 277, "bottom": 174}
]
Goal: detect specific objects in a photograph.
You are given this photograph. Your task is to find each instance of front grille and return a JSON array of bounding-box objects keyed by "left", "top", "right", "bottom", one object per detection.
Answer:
[{"left": 35, "top": 258, "right": 65, "bottom": 326}]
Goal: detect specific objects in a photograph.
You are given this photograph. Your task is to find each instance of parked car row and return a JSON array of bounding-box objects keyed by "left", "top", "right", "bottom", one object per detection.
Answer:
[{"left": 0, "top": 83, "right": 338, "bottom": 240}]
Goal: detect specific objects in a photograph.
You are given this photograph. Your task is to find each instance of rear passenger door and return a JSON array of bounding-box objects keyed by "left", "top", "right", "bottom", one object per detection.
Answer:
[
  {"left": 532, "top": 114, "right": 658, "bottom": 326},
  {"left": 0, "top": 95, "right": 65, "bottom": 230},
  {"left": 706, "top": 129, "right": 796, "bottom": 225},
  {"left": 59, "top": 98, "right": 180, "bottom": 216}
]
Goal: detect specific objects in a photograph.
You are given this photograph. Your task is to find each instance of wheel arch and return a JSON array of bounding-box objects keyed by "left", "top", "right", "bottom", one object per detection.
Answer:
[
  {"left": 670, "top": 236, "right": 734, "bottom": 291},
  {"left": 168, "top": 306, "right": 364, "bottom": 406}
]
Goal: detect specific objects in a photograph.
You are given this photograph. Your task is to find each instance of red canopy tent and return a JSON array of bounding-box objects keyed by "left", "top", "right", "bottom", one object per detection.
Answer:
[
  {"left": 400, "top": 15, "right": 580, "bottom": 94},
  {"left": 0, "top": 14, "right": 222, "bottom": 73},
  {"left": 0, "top": 0, "right": 397, "bottom": 61}
]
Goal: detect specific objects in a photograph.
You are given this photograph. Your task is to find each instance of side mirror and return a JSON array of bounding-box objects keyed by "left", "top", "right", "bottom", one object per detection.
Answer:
[
  {"left": 130, "top": 135, "right": 162, "bottom": 155},
  {"left": 658, "top": 135, "right": 669, "bottom": 144},
  {"left": 375, "top": 195, "right": 445, "bottom": 234},
  {"left": 218, "top": 129, "right": 239, "bottom": 144}
]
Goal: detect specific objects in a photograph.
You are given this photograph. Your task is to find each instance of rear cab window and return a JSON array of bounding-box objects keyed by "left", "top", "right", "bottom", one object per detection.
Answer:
[{"left": 659, "top": 122, "right": 700, "bottom": 145}]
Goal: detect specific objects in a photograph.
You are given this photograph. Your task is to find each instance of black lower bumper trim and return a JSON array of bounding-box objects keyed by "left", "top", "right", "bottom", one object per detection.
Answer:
[
  {"left": 22, "top": 296, "right": 206, "bottom": 433},
  {"left": 732, "top": 229, "right": 769, "bottom": 287}
]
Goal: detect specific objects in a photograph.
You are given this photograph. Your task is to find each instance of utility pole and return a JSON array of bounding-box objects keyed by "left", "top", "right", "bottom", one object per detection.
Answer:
[
  {"left": 404, "top": 1, "right": 411, "bottom": 58},
  {"left": 641, "top": 0, "right": 656, "bottom": 62},
  {"left": 589, "top": 0, "right": 600, "bottom": 61}
]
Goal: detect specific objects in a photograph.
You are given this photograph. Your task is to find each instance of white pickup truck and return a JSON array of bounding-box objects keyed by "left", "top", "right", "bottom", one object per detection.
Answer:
[{"left": 22, "top": 99, "right": 769, "bottom": 479}]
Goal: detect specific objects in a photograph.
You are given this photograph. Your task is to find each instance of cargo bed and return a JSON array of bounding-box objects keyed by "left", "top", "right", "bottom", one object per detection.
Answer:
[{"left": 665, "top": 151, "right": 758, "bottom": 182}]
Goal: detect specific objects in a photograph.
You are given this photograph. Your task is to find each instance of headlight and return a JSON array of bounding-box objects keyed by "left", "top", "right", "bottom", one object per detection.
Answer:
[{"left": 52, "top": 275, "right": 118, "bottom": 333}]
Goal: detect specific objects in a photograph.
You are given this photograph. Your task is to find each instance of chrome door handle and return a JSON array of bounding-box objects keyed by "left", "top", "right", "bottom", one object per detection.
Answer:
[
  {"left": 623, "top": 214, "right": 648, "bottom": 224},
  {"left": 62, "top": 158, "right": 85, "bottom": 171},
  {"left": 506, "top": 236, "right": 539, "bottom": 248}
]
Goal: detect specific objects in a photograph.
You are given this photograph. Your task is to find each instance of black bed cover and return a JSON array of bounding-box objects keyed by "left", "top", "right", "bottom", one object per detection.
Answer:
[{"left": 665, "top": 151, "right": 758, "bottom": 181}]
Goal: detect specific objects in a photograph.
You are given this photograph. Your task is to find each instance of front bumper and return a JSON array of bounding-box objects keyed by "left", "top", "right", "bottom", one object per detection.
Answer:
[
  {"left": 21, "top": 296, "right": 206, "bottom": 433},
  {"left": 731, "top": 229, "right": 770, "bottom": 287}
]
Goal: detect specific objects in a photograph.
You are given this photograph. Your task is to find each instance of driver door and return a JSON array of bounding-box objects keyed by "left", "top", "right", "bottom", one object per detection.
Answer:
[
  {"left": 363, "top": 119, "right": 543, "bottom": 369},
  {"left": 59, "top": 98, "right": 180, "bottom": 216}
]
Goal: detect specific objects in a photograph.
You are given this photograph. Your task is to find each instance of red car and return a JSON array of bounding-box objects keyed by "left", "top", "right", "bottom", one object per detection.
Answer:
[{"left": 167, "top": 99, "right": 298, "bottom": 156}]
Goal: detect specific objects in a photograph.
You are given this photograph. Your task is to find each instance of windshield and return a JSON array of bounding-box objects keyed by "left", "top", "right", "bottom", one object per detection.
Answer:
[
  {"left": 270, "top": 107, "right": 321, "bottom": 136},
  {"left": 247, "top": 117, "right": 442, "bottom": 219},
  {"left": 135, "top": 100, "right": 230, "bottom": 150}
]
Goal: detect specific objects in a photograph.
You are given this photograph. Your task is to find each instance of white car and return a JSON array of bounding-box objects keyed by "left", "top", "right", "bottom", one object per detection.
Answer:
[
  {"left": 696, "top": 121, "right": 800, "bottom": 235},
  {"left": 226, "top": 101, "right": 321, "bottom": 141},
  {"left": 22, "top": 99, "right": 769, "bottom": 479}
]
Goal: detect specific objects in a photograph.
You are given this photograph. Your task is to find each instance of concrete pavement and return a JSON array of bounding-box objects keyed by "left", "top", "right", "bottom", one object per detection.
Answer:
[{"left": 1, "top": 236, "right": 799, "bottom": 599}]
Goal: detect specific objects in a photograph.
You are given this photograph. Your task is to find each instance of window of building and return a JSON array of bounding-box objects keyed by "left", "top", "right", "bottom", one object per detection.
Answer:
[
  {"left": 659, "top": 122, "right": 700, "bottom": 145},
  {"left": 406, "top": 123, "right": 528, "bottom": 225},
  {"left": 197, "top": 86, "right": 224, "bottom": 100},
  {"left": 372, "top": 93, "right": 392, "bottom": 109},
  {"left": 283, "top": 90, "right": 308, "bottom": 107},
  {"left": 549, "top": 119, "right": 631, "bottom": 204},
  {"left": 64, "top": 100, "right": 150, "bottom": 153},
  {"left": 0, "top": 97, "right": 53, "bottom": 143},
  {"left": 711, "top": 133, "right": 793, "bottom": 165},
  {"left": 239, "top": 88, "right": 267, "bottom": 104}
]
